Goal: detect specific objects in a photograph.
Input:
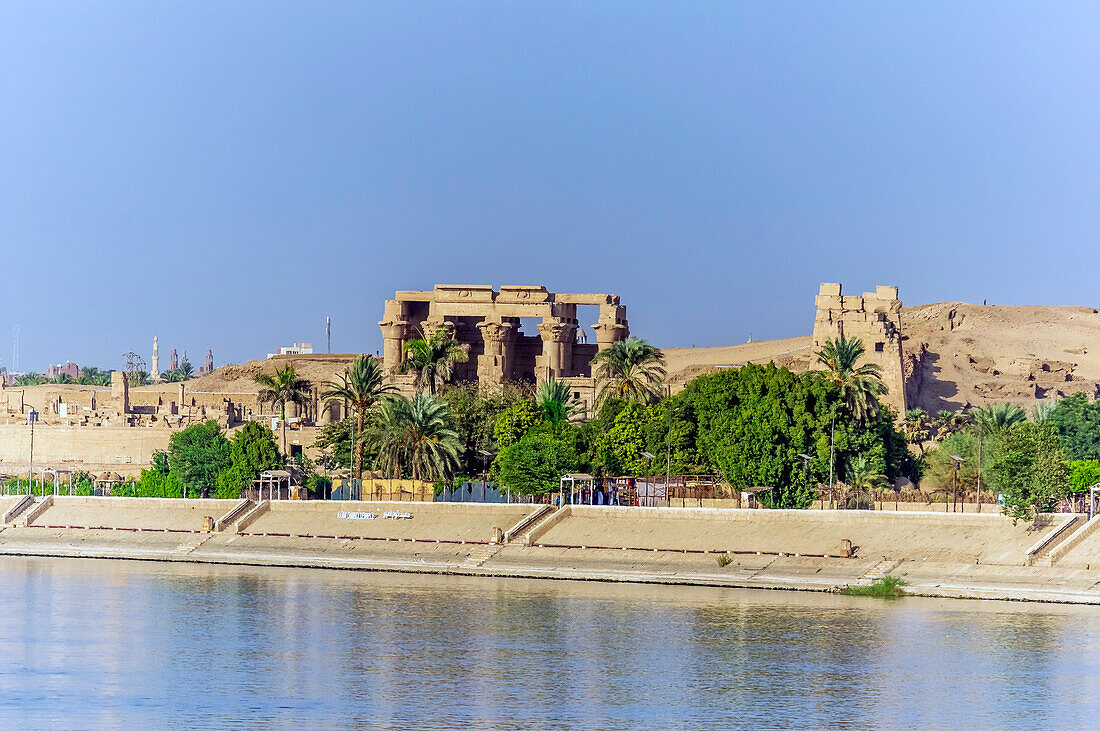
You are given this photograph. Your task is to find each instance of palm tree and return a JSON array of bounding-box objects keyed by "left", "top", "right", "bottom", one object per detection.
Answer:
[
  {"left": 400, "top": 328, "right": 469, "bottom": 395},
  {"left": 77, "top": 367, "right": 110, "bottom": 386},
  {"left": 846, "top": 455, "right": 887, "bottom": 509},
  {"left": 255, "top": 364, "right": 313, "bottom": 455},
  {"left": 127, "top": 370, "right": 152, "bottom": 387},
  {"left": 51, "top": 373, "right": 75, "bottom": 385},
  {"left": 814, "top": 336, "right": 887, "bottom": 424},
  {"left": 370, "top": 394, "right": 461, "bottom": 481},
  {"left": 14, "top": 373, "right": 44, "bottom": 386},
  {"left": 932, "top": 409, "right": 970, "bottom": 441},
  {"left": 177, "top": 361, "right": 196, "bottom": 381},
  {"left": 973, "top": 403, "right": 1026, "bottom": 435},
  {"left": 903, "top": 408, "right": 930, "bottom": 454},
  {"left": 1030, "top": 401, "right": 1056, "bottom": 423},
  {"left": 535, "top": 378, "right": 582, "bottom": 426},
  {"left": 971, "top": 402, "right": 1025, "bottom": 512},
  {"left": 161, "top": 369, "right": 182, "bottom": 383},
  {"left": 322, "top": 355, "right": 396, "bottom": 478},
  {"left": 591, "top": 337, "right": 667, "bottom": 406}
]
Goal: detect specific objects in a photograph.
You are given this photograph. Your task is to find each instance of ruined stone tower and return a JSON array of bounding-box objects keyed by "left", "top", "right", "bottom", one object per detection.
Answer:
[{"left": 811, "top": 283, "right": 907, "bottom": 416}]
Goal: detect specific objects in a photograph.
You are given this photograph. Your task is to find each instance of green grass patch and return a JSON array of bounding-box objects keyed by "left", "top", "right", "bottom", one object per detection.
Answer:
[{"left": 841, "top": 575, "right": 906, "bottom": 598}]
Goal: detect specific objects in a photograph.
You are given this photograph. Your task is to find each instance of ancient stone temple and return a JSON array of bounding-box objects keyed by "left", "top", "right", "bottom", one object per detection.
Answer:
[
  {"left": 379, "top": 285, "right": 629, "bottom": 390},
  {"left": 811, "top": 283, "right": 907, "bottom": 415}
]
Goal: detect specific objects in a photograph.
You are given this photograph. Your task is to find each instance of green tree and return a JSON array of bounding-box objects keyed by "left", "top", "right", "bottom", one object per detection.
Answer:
[
  {"left": 988, "top": 422, "right": 1069, "bottom": 521},
  {"left": 14, "top": 373, "right": 44, "bottom": 386},
  {"left": 973, "top": 403, "right": 1026, "bottom": 435},
  {"left": 178, "top": 361, "right": 196, "bottom": 380},
  {"left": 167, "top": 420, "right": 232, "bottom": 498},
  {"left": 678, "top": 363, "right": 913, "bottom": 508},
  {"left": 161, "top": 369, "right": 183, "bottom": 383},
  {"left": 439, "top": 382, "right": 530, "bottom": 475},
  {"left": 591, "top": 337, "right": 667, "bottom": 406},
  {"left": 493, "top": 400, "right": 544, "bottom": 450},
  {"left": 1069, "top": 459, "right": 1100, "bottom": 494},
  {"left": 255, "top": 364, "right": 313, "bottom": 455},
  {"left": 814, "top": 336, "right": 887, "bottom": 424},
  {"left": 902, "top": 408, "right": 930, "bottom": 453},
  {"left": 932, "top": 409, "right": 970, "bottom": 441},
  {"left": 220, "top": 421, "right": 284, "bottom": 497},
  {"left": 1048, "top": 393, "right": 1100, "bottom": 460},
  {"left": 370, "top": 394, "right": 461, "bottom": 481},
  {"left": 77, "top": 367, "right": 111, "bottom": 386},
  {"left": 127, "top": 370, "right": 152, "bottom": 387},
  {"left": 322, "top": 355, "right": 395, "bottom": 478},
  {"left": 595, "top": 401, "right": 660, "bottom": 476},
  {"left": 496, "top": 431, "right": 581, "bottom": 496},
  {"left": 399, "top": 327, "right": 469, "bottom": 395},
  {"left": 535, "top": 378, "right": 582, "bottom": 426},
  {"left": 314, "top": 418, "right": 356, "bottom": 471}
]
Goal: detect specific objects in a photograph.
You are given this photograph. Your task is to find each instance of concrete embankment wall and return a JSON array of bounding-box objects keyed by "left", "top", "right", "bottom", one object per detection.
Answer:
[
  {"left": 0, "top": 425, "right": 171, "bottom": 474},
  {"left": 533, "top": 506, "right": 1071, "bottom": 565},
  {"left": 244, "top": 501, "right": 539, "bottom": 543},
  {"left": 26, "top": 497, "right": 239, "bottom": 531}
]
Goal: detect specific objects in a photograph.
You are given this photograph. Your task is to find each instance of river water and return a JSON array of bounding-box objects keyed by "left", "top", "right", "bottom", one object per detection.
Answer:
[{"left": 0, "top": 557, "right": 1097, "bottom": 728}]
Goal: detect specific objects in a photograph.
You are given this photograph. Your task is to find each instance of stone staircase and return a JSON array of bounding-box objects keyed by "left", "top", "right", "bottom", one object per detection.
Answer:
[
  {"left": 1028, "top": 515, "right": 1087, "bottom": 567},
  {"left": 857, "top": 558, "right": 903, "bottom": 583},
  {"left": 464, "top": 543, "right": 503, "bottom": 568}
]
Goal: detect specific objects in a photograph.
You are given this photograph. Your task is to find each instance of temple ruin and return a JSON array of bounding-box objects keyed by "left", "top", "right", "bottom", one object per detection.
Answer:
[
  {"left": 811, "top": 283, "right": 907, "bottom": 415},
  {"left": 379, "top": 285, "right": 629, "bottom": 395}
]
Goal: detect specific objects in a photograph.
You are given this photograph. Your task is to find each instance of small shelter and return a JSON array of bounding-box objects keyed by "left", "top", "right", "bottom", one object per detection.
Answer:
[
  {"left": 257, "top": 469, "right": 293, "bottom": 501},
  {"left": 559, "top": 473, "right": 595, "bottom": 505},
  {"left": 40, "top": 467, "right": 73, "bottom": 496}
]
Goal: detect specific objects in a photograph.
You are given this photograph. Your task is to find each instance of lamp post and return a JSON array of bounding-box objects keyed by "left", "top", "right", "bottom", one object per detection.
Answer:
[
  {"left": 27, "top": 408, "right": 38, "bottom": 497},
  {"left": 798, "top": 453, "right": 813, "bottom": 508},
  {"left": 950, "top": 455, "right": 965, "bottom": 513}
]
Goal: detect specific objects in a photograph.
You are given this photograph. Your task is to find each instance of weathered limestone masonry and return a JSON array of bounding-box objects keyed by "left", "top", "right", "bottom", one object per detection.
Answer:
[
  {"left": 380, "top": 285, "right": 629, "bottom": 401},
  {"left": 812, "top": 283, "right": 907, "bottom": 415}
]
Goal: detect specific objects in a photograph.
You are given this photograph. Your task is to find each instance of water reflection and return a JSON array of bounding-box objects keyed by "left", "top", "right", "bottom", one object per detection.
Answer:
[{"left": 0, "top": 558, "right": 1096, "bottom": 727}]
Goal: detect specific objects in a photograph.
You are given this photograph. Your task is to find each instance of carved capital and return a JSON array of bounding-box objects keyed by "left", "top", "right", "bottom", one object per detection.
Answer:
[
  {"left": 537, "top": 319, "right": 577, "bottom": 343},
  {"left": 477, "top": 320, "right": 515, "bottom": 343}
]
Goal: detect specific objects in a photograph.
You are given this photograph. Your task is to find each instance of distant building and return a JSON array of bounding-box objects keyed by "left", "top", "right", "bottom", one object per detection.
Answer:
[
  {"left": 199, "top": 349, "right": 215, "bottom": 375},
  {"left": 46, "top": 362, "right": 80, "bottom": 379},
  {"left": 268, "top": 342, "right": 314, "bottom": 358}
]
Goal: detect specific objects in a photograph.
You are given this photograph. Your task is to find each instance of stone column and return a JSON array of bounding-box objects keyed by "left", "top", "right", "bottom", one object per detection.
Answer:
[
  {"left": 591, "top": 305, "right": 629, "bottom": 352},
  {"left": 477, "top": 318, "right": 516, "bottom": 387},
  {"left": 536, "top": 318, "right": 577, "bottom": 381},
  {"left": 379, "top": 320, "right": 408, "bottom": 374}
]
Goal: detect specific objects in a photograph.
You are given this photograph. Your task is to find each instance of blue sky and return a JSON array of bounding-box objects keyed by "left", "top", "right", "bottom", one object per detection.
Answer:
[{"left": 2, "top": 2, "right": 1099, "bottom": 372}]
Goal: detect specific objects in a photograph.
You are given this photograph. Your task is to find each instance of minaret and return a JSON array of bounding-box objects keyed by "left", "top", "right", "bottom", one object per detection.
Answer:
[
  {"left": 170, "top": 348, "right": 178, "bottom": 371},
  {"left": 152, "top": 336, "right": 160, "bottom": 380},
  {"left": 204, "top": 349, "right": 213, "bottom": 374}
]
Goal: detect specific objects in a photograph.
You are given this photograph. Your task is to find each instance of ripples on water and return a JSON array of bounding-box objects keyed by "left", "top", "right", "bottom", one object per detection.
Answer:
[{"left": 0, "top": 557, "right": 1097, "bottom": 728}]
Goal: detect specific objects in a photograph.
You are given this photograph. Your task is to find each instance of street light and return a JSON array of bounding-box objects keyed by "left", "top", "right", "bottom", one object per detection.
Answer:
[
  {"left": 950, "top": 455, "right": 965, "bottom": 513},
  {"left": 27, "top": 408, "right": 38, "bottom": 497},
  {"left": 797, "top": 453, "right": 813, "bottom": 505}
]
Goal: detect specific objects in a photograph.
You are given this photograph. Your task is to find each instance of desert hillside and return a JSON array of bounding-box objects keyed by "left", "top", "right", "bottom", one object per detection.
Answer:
[{"left": 663, "top": 302, "right": 1100, "bottom": 413}]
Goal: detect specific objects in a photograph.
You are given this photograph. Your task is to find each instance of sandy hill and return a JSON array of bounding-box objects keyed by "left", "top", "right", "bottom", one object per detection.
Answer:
[
  {"left": 185, "top": 354, "right": 359, "bottom": 393},
  {"left": 663, "top": 302, "right": 1100, "bottom": 413}
]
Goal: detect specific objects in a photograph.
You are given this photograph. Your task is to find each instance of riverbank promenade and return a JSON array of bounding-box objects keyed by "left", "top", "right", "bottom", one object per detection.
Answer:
[{"left": 1, "top": 496, "right": 1099, "bottom": 604}]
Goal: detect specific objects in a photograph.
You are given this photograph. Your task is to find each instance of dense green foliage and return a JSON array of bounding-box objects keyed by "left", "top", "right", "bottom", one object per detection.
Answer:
[
  {"left": 814, "top": 336, "right": 886, "bottom": 424},
  {"left": 167, "top": 420, "right": 233, "bottom": 498},
  {"left": 314, "top": 418, "right": 356, "bottom": 470},
  {"left": 987, "top": 422, "right": 1069, "bottom": 521},
  {"left": 1069, "top": 459, "right": 1100, "bottom": 494},
  {"left": 215, "top": 422, "right": 284, "bottom": 498},
  {"left": 1048, "top": 393, "right": 1100, "bottom": 460},
  {"left": 496, "top": 431, "right": 582, "bottom": 495},
  {"left": 672, "top": 363, "right": 913, "bottom": 507},
  {"left": 439, "top": 382, "right": 530, "bottom": 474}
]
